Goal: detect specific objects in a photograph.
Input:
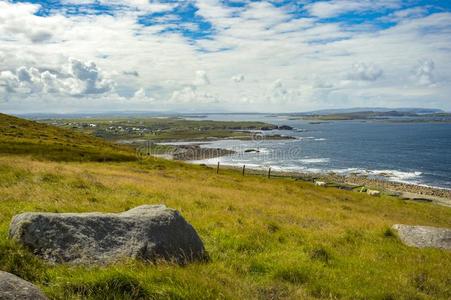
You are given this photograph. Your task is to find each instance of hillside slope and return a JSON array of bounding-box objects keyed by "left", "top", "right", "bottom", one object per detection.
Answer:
[
  {"left": 0, "top": 114, "right": 450, "bottom": 299},
  {"left": 0, "top": 113, "right": 135, "bottom": 162}
]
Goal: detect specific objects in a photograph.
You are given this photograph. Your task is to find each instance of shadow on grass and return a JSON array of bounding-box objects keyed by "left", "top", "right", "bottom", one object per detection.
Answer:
[{"left": 63, "top": 272, "right": 151, "bottom": 300}]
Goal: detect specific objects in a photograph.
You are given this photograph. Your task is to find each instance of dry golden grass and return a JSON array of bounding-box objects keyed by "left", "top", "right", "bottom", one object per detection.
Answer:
[
  {"left": 1, "top": 154, "right": 450, "bottom": 299},
  {"left": 0, "top": 113, "right": 135, "bottom": 162},
  {"left": 0, "top": 113, "right": 450, "bottom": 299}
]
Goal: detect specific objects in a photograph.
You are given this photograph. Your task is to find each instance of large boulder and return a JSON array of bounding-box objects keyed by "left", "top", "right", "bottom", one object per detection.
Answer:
[
  {"left": 0, "top": 271, "right": 48, "bottom": 300},
  {"left": 9, "top": 205, "right": 206, "bottom": 264},
  {"left": 392, "top": 224, "right": 451, "bottom": 250}
]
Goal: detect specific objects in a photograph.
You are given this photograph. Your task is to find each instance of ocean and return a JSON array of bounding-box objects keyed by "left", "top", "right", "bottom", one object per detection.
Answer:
[{"left": 187, "top": 114, "right": 451, "bottom": 189}]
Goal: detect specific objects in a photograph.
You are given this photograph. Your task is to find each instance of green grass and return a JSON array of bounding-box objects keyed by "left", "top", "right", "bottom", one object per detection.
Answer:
[
  {"left": 0, "top": 114, "right": 450, "bottom": 299},
  {"left": 41, "top": 117, "right": 278, "bottom": 141},
  {"left": 0, "top": 113, "right": 136, "bottom": 162}
]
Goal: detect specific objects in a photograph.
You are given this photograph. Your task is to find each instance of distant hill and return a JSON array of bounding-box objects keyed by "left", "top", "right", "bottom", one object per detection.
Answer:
[
  {"left": 0, "top": 113, "right": 135, "bottom": 162},
  {"left": 296, "top": 107, "right": 444, "bottom": 116},
  {"left": 295, "top": 110, "right": 451, "bottom": 122}
]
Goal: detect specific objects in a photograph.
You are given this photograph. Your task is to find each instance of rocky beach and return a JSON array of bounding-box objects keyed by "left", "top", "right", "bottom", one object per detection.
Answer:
[{"left": 188, "top": 161, "right": 451, "bottom": 206}]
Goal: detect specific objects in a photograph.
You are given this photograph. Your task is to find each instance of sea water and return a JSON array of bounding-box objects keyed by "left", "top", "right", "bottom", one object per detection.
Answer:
[{"left": 188, "top": 114, "right": 451, "bottom": 189}]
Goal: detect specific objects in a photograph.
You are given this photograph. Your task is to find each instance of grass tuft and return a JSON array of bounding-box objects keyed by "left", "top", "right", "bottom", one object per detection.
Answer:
[
  {"left": 274, "top": 266, "right": 309, "bottom": 285},
  {"left": 62, "top": 272, "right": 150, "bottom": 300},
  {"left": 310, "top": 246, "right": 331, "bottom": 264},
  {"left": 384, "top": 227, "right": 396, "bottom": 237},
  {"left": 0, "top": 240, "right": 48, "bottom": 283}
]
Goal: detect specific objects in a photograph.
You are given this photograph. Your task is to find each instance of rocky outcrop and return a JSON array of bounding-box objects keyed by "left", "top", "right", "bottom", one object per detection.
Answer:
[
  {"left": 277, "top": 125, "right": 293, "bottom": 130},
  {"left": 0, "top": 271, "right": 48, "bottom": 300},
  {"left": 9, "top": 205, "right": 207, "bottom": 264},
  {"left": 172, "top": 144, "right": 235, "bottom": 160},
  {"left": 392, "top": 224, "right": 451, "bottom": 250}
]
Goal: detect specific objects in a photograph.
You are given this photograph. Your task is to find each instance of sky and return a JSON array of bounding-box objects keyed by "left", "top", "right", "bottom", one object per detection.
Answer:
[{"left": 0, "top": 0, "right": 451, "bottom": 113}]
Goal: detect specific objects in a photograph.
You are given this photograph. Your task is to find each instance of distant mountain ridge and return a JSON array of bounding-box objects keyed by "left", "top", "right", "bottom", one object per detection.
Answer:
[
  {"left": 296, "top": 107, "right": 444, "bottom": 116},
  {"left": 13, "top": 107, "right": 446, "bottom": 119}
]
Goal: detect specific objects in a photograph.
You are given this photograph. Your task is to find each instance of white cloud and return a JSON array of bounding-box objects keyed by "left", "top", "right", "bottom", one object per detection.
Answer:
[
  {"left": 193, "top": 70, "right": 210, "bottom": 86},
  {"left": 266, "top": 79, "right": 301, "bottom": 104},
  {"left": 305, "top": 0, "right": 401, "bottom": 19},
  {"left": 348, "top": 63, "right": 383, "bottom": 81},
  {"left": 0, "top": 1, "right": 65, "bottom": 43},
  {"left": 413, "top": 59, "right": 435, "bottom": 86},
  {"left": 0, "top": 0, "right": 450, "bottom": 113},
  {"left": 134, "top": 88, "right": 146, "bottom": 98},
  {"left": 382, "top": 6, "right": 429, "bottom": 22},
  {"left": 60, "top": 0, "right": 175, "bottom": 13},
  {"left": 170, "top": 86, "right": 218, "bottom": 104},
  {"left": 231, "top": 74, "right": 245, "bottom": 83},
  {"left": 67, "top": 58, "right": 114, "bottom": 94},
  {"left": 0, "top": 58, "right": 114, "bottom": 96}
]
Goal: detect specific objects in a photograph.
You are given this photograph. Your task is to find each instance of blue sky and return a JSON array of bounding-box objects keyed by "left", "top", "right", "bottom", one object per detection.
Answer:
[
  {"left": 12, "top": 1, "right": 451, "bottom": 39},
  {"left": 1, "top": 0, "right": 451, "bottom": 112}
]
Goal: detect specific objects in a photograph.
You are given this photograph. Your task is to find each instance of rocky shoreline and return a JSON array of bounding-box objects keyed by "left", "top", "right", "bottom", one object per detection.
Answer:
[
  {"left": 277, "top": 170, "right": 450, "bottom": 200},
  {"left": 142, "top": 135, "right": 451, "bottom": 203},
  {"left": 193, "top": 163, "right": 451, "bottom": 204},
  {"left": 167, "top": 144, "right": 451, "bottom": 201},
  {"left": 324, "top": 173, "right": 451, "bottom": 199},
  {"left": 172, "top": 144, "right": 235, "bottom": 160}
]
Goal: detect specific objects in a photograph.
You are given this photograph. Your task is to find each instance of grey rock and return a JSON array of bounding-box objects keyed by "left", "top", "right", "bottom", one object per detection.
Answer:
[
  {"left": 9, "top": 205, "right": 206, "bottom": 264},
  {"left": 0, "top": 271, "right": 48, "bottom": 300},
  {"left": 392, "top": 224, "right": 451, "bottom": 250}
]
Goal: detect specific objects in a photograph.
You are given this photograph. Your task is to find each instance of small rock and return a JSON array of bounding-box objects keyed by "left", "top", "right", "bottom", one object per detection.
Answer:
[
  {"left": 367, "top": 189, "right": 381, "bottom": 196},
  {"left": 278, "top": 125, "right": 293, "bottom": 130},
  {"left": 392, "top": 224, "right": 451, "bottom": 250},
  {"left": 9, "top": 205, "right": 207, "bottom": 264},
  {"left": 244, "top": 149, "right": 260, "bottom": 153},
  {"left": 0, "top": 271, "right": 48, "bottom": 300}
]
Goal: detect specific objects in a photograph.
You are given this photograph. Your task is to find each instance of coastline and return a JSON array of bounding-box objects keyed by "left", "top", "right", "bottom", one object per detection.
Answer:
[
  {"left": 129, "top": 134, "right": 451, "bottom": 206},
  {"left": 188, "top": 162, "right": 451, "bottom": 206},
  {"left": 139, "top": 138, "right": 451, "bottom": 206}
]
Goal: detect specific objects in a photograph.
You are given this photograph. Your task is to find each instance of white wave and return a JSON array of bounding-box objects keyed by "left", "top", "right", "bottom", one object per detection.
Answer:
[
  {"left": 368, "top": 170, "right": 422, "bottom": 183},
  {"left": 299, "top": 158, "right": 330, "bottom": 164},
  {"left": 314, "top": 138, "right": 327, "bottom": 141},
  {"left": 328, "top": 168, "right": 423, "bottom": 184},
  {"left": 253, "top": 148, "right": 270, "bottom": 154}
]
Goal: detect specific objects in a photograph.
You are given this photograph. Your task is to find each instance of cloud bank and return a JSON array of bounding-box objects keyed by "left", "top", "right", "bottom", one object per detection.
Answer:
[{"left": 0, "top": 0, "right": 450, "bottom": 113}]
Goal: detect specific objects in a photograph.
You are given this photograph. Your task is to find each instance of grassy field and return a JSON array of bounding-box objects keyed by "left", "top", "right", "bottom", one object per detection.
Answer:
[
  {"left": 40, "top": 117, "right": 279, "bottom": 141},
  {"left": 0, "top": 114, "right": 450, "bottom": 299},
  {"left": 0, "top": 113, "right": 135, "bottom": 162}
]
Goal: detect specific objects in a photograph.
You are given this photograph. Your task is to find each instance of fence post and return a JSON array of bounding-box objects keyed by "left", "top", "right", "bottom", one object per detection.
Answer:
[
  {"left": 242, "top": 165, "right": 246, "bottom": 176},
  {"left": 268, "top": 167, "right": 271, "bottom": 179},
  {"left": 217, "top": 161, "right": 220, "bottom": 174}
]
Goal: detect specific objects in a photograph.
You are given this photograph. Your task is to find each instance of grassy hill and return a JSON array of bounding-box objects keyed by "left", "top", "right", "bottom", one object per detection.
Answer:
[
  {"left": 0, "top": 113, "right": 135, "bottom": 162},
  {"left": 0, "top": 114, "right": 450, "bottom": 299}
]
